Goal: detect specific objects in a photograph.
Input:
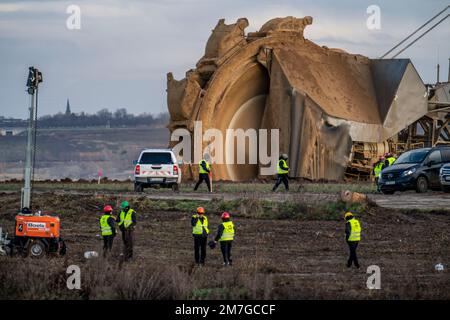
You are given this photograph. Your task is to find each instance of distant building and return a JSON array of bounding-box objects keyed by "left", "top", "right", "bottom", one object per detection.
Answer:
[
  {"left": 0, "top": 118, "right": 27, "bottom": 127},
  {"left": 65, "top": 99, "right": 72, "bottom": 116}
]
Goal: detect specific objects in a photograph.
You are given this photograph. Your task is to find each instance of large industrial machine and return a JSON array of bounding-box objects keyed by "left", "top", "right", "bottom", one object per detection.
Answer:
[
  {"left": 167, "top": 6, "right": 449, "bottom": 182},
  {"left": 0, "top": 67, "right": 66, "bottom": 258},
  {"left": 347, "top": 5, "right": 450, "bottom": 180}
]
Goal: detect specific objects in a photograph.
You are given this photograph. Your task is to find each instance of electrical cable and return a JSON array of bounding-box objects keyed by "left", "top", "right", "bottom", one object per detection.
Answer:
[
  {"left": 391, "top": 14, "right": 449, "bottom": 58},
  {"left": 380, "top": 5, "right": 449, "bottom": 59}
]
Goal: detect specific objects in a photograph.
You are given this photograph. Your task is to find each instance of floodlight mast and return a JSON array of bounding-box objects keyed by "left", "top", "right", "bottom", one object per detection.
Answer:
[{"left": 21, "top": 67, "right": 42, "bottom": 211}]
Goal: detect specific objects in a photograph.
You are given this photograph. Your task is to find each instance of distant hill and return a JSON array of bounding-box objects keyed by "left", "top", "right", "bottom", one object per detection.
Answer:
[{"left": 0, "top": 126, "right": 169, "bottom": 181}]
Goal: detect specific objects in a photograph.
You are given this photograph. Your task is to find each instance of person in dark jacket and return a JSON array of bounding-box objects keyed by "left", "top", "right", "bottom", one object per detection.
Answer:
[
  {"left": 345, "top": 212, "right": 361, "bottom": 268},
  {"left": 116, "top": 201, "right": 137, "bottom": 261},
  {"left": 214, "top": 212, "right": 235, "bottom": 266},
  {"left": 99, "top": 205, "right": 116, "bottom": 257},
  {"left": 273, "top": 154, "right": 289, "bottom": 191},
  {"left": 194, "top": 154, "right": 212, "bottom": 192},
  {"left": 191, "top": 207, "right": 209, "bottom": 265}
]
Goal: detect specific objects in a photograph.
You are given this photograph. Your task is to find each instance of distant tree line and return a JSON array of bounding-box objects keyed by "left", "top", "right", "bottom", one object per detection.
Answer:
[
  {"left": 0, "top": 109, "right": 170, "bottom": 128},
  {"left": 0, "top": 117, "right": 27, "bottom": 127}
]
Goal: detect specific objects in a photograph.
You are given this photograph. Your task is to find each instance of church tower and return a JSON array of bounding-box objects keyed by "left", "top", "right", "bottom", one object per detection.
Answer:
[{"left": 65, "top": 99, "right": 71, "bottom": 115}]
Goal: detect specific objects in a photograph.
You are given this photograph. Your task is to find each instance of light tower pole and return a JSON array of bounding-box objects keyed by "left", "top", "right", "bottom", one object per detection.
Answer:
[{"left": 21, "top": 67, "right": 42, "bottom": 211}]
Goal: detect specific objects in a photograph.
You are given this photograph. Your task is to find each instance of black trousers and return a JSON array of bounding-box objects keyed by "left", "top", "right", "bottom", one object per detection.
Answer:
[
  {"left": 347, "top": 241, "right": 360, "bottom": 267},
  {"left": 220, "top": 241, "right": 233, "bottom": 265},
  {"left": 194, "top": 173, "right": 211, "bottom": 192},
  {"left": 374, "top": 177, "right": 380, "bottom": 191},
  {"left": 121, "top": 229, "right": 134, "bottom": 260},
  {"left": 193, "top": 236, "right": 207, "bottom": 264},
  {"left": 273, "top": 174, "right": 289, "bottom": 191},
  {"left": 102, "top": 235, "right": 114, "bottom": 256}
]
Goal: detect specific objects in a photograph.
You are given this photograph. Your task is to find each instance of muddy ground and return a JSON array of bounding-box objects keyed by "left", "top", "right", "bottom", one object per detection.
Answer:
[{"left": 0, "top": 191, "right": 449, "bottom": 300}]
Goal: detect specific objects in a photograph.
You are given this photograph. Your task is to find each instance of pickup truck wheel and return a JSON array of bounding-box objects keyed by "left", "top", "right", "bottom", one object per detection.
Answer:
[
  {"left": 172, "top": 183, "right": 179, "bottom": 192},
  {"left": 416, "top": 176, "right": 428, "bottom": 193},
  {"left": 381, "top": 190, "right": 394, "bottom": 195},
  {"left": 134, "top": 183, "right": 144, "bottom": 192},
  {"left": 28, "top": 240, "right": 47, "bottom": 258}
]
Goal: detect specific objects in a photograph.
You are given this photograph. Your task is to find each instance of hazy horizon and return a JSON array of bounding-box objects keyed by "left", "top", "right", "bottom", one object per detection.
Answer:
[
  {"left": 1, "top": 0, "right": 449, "bottom": 119},
  {"left": 0, "top": 105, "right": 170, "bottom": 120}
]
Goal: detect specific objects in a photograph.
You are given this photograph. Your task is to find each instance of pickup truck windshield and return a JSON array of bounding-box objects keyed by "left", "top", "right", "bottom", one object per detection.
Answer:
[
  {"left": 140, "top": 152, "right": 173, "bottom": 164},
  {"left": 395, "top": 149, "right": 430, "bottom": 164}
]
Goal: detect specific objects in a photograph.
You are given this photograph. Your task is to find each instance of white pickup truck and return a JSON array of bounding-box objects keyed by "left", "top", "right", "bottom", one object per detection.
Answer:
[{"left": 133, "top": 149, "right": 181, "bottom": 192}]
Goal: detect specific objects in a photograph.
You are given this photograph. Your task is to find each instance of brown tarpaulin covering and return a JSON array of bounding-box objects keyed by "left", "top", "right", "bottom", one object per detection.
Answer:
[
  {"left": 262, "top": 52, "right": 352, "bottom": 180},
  {"left": 272, "top": 42, "right": 381, "bottom": 124}
]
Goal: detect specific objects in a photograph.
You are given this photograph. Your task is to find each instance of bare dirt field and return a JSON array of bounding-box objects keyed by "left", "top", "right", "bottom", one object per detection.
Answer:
[
  {"left": 2, "top": 181, "right": 450, "bottom": 210},
  {"left": 0, "top": 185, "right": 449, "bottom": 300}
]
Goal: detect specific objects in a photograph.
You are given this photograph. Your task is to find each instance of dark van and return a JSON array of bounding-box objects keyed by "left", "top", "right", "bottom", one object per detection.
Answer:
[{"left": 378, "top": 146, "right": 450, "bottom": 194}]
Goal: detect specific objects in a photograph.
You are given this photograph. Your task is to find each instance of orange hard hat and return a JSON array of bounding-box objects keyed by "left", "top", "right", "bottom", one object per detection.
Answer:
[
  {"left": 221, "top": 212, "right": 230, "bottom": 219},
  {"left": 103, "top": 205, "right": 113, "bottom": 213},
  {"left": 197, "top": 207, "right": 205, "bottom": 214}
]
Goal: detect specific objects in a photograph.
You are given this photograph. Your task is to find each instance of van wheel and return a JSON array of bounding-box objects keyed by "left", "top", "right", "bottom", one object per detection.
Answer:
[
  {"left": 134, "top": 183, "right": 144, "bottom": 192},
  {"left": 416, "top": 176, "right": 428, "bottom": 193},
  {"left": 28, "top": 240, "right": 46, "bottom": 258},
  {"left": 172, "top": 183, "right": 179, "bottom": 192}
]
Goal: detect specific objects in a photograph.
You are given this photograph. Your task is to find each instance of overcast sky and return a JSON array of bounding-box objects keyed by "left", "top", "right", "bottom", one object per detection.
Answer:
[{"left": 0, "top": 0, "right": 449, "bottom": 119}]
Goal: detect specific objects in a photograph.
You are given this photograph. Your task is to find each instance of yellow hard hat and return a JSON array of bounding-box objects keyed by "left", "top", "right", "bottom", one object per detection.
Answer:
[{"left": 344, "top": 212, "right": 353, "bottom": 219}]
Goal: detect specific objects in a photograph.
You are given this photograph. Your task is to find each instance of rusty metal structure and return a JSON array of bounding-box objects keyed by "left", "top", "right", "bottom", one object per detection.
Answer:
[
  {"left": 166, "top": 16, "right": 446, "bottom": 182},
  {"left": 345, "top": 76, "right": 450, "bottom": 180}
]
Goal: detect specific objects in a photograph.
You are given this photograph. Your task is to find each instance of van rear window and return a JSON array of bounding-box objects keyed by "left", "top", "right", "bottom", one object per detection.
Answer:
[
  {"left": 441, "top": 149, "right": 450, "bottom": 162},
  {"left": 139, "top": 152, "right": 173, "bottom": 164}
]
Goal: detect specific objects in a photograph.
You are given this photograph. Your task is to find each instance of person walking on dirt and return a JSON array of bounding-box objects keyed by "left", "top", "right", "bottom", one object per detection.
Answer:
[
  {"left": 99, "top": 205, "right": 116, "bottom": 257},
  {"left": 384, "top": 152, "right": 397, "bottom": 166},
  {"left": 194, "top": 154, "right": 212, "bottom": 192},
  {"left": 344, "top": 212, "right": 361, "bottom": 268},
  {"left": 373, "top": 156, "right": 385, "bottom": 189},
  {"left": 117, "top": 201, "right": 137, "bottom": 261},
  {"left": 192, "top": 207, "right": 209, "bottom": 265},
  {"left": 273, "top": 153, "right": 289, "bottom": 191},
  {"left": 214, "top": 212, "right": 235, "bottom": 266}
]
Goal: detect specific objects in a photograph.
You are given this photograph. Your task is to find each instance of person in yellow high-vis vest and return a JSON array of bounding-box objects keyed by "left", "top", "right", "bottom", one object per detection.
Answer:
[
  {"left": 194, "top": 154, "right": 212, "bottom": 192},
  {"left": 214, "top": 212, "right": 235, "bottom": 266},
  {"left": 344, "top": 212, "right": 361, "bottom": 268},
  {"left": 384, "top": 152, "right": 397, "bottom": 166},
  {"left": 117, "top": 201, "right": 137, "bottom": 261},
  {"left": 373, "top": 156, "right": 386, "bottom": 190},
  {"left": 99, "top": 205, "right": 116, "bottom": 257},
  {"left": 191, "top": 207, "right": 209, "bottom": 265},
  {"left": 273, "top": 153, "right": 289, "bottom": 191}
]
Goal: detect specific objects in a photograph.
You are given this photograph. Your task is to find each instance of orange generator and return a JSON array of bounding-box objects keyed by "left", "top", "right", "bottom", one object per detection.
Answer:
[
  {"left": 7, "top": 213, "right": 67, "bottom": 258},
  {"left": 15, "top": 215, "right": 61, "bottom": 238}
]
